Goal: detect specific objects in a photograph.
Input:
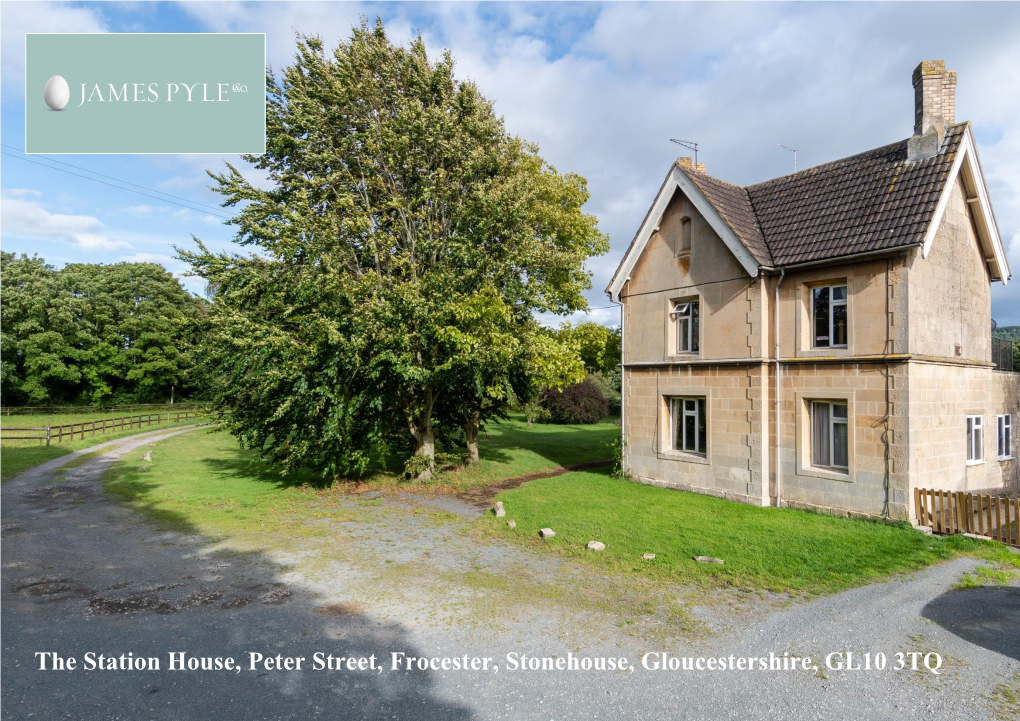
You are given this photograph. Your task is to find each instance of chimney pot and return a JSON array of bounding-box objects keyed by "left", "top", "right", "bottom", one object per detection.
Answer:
[{"left": 908, "top": 60, "right": 955, "bottom": 162}]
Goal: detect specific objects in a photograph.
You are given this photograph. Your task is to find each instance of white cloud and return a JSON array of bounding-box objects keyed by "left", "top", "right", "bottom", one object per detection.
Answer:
[
  {"left": 0, "top": 2, "right": 107, "bottom": 92},
  {"left": 121, "top": 205, "right": 157, "bottom": 217},
  {"left": 4, "top": 188, "right": 42, "bottom": 198},
  {"left": 536, "top": 306, "right": 621, "bottom": 330},
  {"left": 1, "top": 193, "right": 127, "bottom": 251},
  {"left": 402, "top": 3, "right": 1020, "bottom": 324},
  {"left": 8, "top": 3, "right": 1015, "bottom": 323}
]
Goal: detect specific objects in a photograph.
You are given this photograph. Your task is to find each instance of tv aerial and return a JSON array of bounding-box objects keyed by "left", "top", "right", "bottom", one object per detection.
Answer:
[
  {"left": 779, "top": 143, "right": 798, "bottom": 172},
  {"left": 670, "top": 138, "right": 699, "bottom": 164}
]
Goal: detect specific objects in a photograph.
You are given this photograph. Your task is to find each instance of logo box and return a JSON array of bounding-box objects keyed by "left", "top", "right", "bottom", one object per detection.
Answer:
[{"left": 26, "top": 33, "right": 266, "bottom": 154}]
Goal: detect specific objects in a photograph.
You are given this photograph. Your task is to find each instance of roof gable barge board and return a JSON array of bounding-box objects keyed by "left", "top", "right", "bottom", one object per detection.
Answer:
[
  {"left": 606, "top": 166, "right": 760, "bottom": 301},
  {"left": 920, "top": 125, "right": 1009, "bottom": 284}
]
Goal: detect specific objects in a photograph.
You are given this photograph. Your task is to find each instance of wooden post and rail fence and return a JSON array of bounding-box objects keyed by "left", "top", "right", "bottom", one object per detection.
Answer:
[
  {"left": 0, "top": 411, "right": 205, "bottom": 446},
  {"left": 914, "top": 487, "right": 1020, "bottom": 548}
]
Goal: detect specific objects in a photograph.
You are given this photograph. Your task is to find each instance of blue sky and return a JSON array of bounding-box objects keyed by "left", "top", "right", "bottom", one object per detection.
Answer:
[{"left": 2, "top": 1, "right": 1019, "bottom": 325}]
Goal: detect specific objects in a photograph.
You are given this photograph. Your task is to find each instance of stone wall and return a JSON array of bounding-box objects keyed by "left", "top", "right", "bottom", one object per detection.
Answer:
[
  {"left": 907, "top": 176, "right": 992, "bottom": 364},
  {"left": 624, "top": 364, "right": 768, "bottom": 506},
  {"left": 774, "top": 361, "right": 910, "bottom": 519},
  {"left": 624, "top": 190, "right": 757, "bottom": 364},
  {"left": 907, "top": 362, "right": 1020, "bottom": 500}
]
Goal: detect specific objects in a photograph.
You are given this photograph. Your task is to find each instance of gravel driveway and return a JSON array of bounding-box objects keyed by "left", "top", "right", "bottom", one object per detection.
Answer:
[{"left": 2, "top": 428, "right": 1018, "bottom": 720}]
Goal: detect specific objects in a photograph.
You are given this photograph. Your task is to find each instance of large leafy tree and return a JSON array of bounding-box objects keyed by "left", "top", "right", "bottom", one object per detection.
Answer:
[
  {"left": 0, "top": 253, "right": 80, "bottom": 403},
  {"left": 180, "top": 20, "right": 607, "bottom": 479},
  {"left": 554, "top": 321, "right": 621, "bottom": 375}
]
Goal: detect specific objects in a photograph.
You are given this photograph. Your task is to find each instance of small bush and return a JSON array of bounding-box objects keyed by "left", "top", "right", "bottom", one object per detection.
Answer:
[
  {"left": 539, "top": 378, "right": 610, "bottom": 424},
  {"left": 587, "top": 371, "right": 621, "bottom": 416}
]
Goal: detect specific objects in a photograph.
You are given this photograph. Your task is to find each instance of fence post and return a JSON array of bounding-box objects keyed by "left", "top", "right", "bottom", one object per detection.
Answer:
[{"left": 45, "top": 426, "right": 51, "bottom": 447}]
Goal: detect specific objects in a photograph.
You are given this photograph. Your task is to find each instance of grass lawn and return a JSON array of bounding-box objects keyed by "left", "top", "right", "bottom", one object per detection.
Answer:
[
  {"left": 429, "top": 415, "right": 618, "bottom": 491},
  {"left": 339, "top": 414, "right": 619, "bottom": 492},
  {"left": 103, "top": 429, "right": 378, "bottom": 539},
  {"left": 101, "top": 419, "right": 619, "bottom": 538},
  {"left": 482, "top": 468, "right": 1020, "bottom": 595},
  {"left": 0, "top": 414, "right": 205, "bottom": 482}
]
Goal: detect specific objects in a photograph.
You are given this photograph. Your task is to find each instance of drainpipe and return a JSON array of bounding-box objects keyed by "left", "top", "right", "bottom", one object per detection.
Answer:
[
  {"left": 774, "top": 269, "right": 785, "bottom": 508},
  {"left": 617, "top": 278, "right": 631, "bottom": 473}
]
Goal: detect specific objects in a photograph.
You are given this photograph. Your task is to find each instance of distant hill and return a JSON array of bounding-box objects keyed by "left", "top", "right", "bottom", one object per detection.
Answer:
[{"left": 993, "top": 325, "right": 1020, "bottom": 342}]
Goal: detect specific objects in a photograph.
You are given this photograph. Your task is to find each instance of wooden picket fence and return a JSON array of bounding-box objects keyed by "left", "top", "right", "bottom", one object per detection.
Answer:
[
  {"left": 914, "top": 488, "right": 1020, "bottom": 547},
  {"left": 0, "top": 411, "right": 204, "bottom": 446}
]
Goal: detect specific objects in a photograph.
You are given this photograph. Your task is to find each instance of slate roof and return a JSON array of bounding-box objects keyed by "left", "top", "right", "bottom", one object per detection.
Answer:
[{"left": 683, "top": 122, "right": 966, "bottom": 267}]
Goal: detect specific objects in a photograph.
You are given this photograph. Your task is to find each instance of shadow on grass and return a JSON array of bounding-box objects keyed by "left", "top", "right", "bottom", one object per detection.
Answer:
[
  {"left": 2, "top": 426, "right": 475, "bottom": 719},
  {"left": 921, "top": 585, "right": 1020, "bottom": 662}
]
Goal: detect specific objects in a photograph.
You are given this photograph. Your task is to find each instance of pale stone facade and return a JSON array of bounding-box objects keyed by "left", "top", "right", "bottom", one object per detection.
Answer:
[{"left": 618, "top": 175, "right": 1018, "bottom": 520}]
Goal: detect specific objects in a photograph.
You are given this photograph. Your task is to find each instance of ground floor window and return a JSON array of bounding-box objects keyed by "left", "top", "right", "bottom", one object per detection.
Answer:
[
  {"left": 998, "top": 414, "right": 1013, "bottom": 460},
  {"left": 966, "top": 415, "right": 984, "bottom": 464},
  {"left": 811, "top": 401, "right": 848, "bottom": 470},
  {"left": 670, "top": 397, "right": 707, "bottom": 455}
]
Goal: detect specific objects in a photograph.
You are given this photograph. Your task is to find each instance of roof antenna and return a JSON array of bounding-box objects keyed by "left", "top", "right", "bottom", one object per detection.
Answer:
[
  {"left": 670, "top": 138, "right": 698, "bottom": 164},
  {"left": 779, "top": 143, "right": 797, "bottom": 172}
]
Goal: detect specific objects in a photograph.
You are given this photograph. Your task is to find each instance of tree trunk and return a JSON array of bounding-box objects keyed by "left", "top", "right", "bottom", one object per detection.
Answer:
[
  {"left": 464, "top": 410, "right": 480, "bottom": 465},
  {"left": 408, "top": 418, "right": 435, "bottom": 483}
]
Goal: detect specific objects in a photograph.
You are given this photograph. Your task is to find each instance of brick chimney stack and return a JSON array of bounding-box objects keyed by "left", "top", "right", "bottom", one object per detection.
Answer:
[
  {"left": 908, "top": 60, "right": 956, "bottom": 162},
  {"left": 675, "top": 157, "right": 707, "bottom": 174}
]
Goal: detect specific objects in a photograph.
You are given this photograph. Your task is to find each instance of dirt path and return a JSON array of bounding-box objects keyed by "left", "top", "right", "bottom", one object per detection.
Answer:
[
  {"left": 455, "top": 459, "right": 612, "bottom": 507},
  {"left": 2, "top": 430, "right": 1017, "bottom": 720}
]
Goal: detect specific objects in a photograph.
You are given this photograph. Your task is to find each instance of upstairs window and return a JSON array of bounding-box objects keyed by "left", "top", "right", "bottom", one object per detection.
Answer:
[
  {"left": 998, "top": 415, "right": 1013, "bottom": 460},
  {"left": 811, "top": 401, "right": 848, "bottom": 470},
  {"left": 966, "top": 415, "right": 984, "bottom": 464},
  {"left": 812, "top": 284, "right": 848, "bottom": 348},
  {"left": 671, "top": 300, "right": 700, "bottom": 353},
  {"left": 671, "top": 397, "right": 707, "bottom": 455}
]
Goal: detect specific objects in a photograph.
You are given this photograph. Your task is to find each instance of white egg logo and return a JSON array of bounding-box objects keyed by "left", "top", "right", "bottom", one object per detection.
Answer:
[{"left": 43, "top": 75, "right": 70, "bottom": 111}]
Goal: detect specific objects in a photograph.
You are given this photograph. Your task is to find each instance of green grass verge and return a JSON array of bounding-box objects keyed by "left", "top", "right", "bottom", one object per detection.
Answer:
[
  {"left": 481, "top": 468, "right": 1020, "bottom": 595},
  {"left": 103, "top": 429, "right": 368, "bottom": 539},
  {"left": 0, "top": 418, "right": 203, "bottom": 482}
]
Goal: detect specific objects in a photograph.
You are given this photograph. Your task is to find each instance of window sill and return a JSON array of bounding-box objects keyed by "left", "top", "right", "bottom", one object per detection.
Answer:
[
  {"left": 965, "top": 460, "right": 985, "bottom": 467},
  {"left": 800, "top": 465, "right": 853, "bottom": 483},
  {"left": 657, "top": 449, "right": 710, "bottom": 466},
  {"left": 798, "top": 347, "right": 852, "bottom": 358},
  {"left": 997, "top": 456, "right": 1015, "bottom": 462}
]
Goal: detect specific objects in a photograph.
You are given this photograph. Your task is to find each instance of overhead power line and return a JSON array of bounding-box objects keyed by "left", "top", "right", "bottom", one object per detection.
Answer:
[
  {"left": 1, "top": 144, "right": 230, "bottom": 215},
  {"left": 1, "top": 148, "right": 234, "bottom": 221}
]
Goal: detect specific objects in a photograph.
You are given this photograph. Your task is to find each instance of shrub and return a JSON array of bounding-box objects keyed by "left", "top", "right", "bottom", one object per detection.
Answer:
[
  {"left": 586, "top": 370, "right": 621, "bottom": 416},
  {"left": 539, "top": 378, "right": 610, "bottom": 424}
]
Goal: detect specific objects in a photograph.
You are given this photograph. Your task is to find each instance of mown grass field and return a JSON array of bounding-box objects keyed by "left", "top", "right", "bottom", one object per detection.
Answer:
[
  {"left": 482, "top": 468, "right": 1020, "bottom": 594},
  {"left": 99, "top": 422, "right": 1020, "bottom": 596},
  {"left": 0, "top": 412, "right": 206, "bottom": 482}
]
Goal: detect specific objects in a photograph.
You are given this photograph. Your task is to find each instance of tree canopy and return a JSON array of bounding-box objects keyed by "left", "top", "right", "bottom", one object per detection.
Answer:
[
  {"left": 180, "top": 19, "right": 608, "bottom": 479},
  {"left": 0, "top": 252, "right": 206, "bottom": 406}
]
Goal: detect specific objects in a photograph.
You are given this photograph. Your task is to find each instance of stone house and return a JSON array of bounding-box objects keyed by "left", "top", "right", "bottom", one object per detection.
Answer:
[{"left": 606, "top": 60, "right": 1017, "bottom": 520}]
